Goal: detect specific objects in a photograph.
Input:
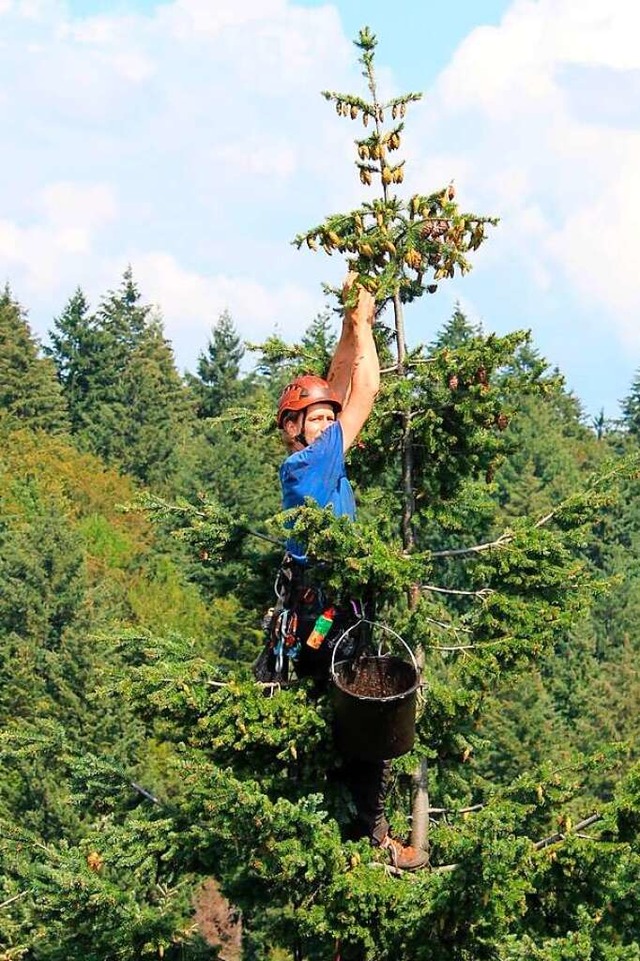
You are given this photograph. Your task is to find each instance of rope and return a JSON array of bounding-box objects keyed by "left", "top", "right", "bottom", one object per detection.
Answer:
[{"left": 239, "top": 525, "right": 286, "bottom": 549}]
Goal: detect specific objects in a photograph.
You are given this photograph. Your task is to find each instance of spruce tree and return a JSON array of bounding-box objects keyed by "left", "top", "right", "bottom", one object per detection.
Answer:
[
  {"left": 0, "top": 286, "right": 69, "bottom": 433},
  {"left": 493, "top": 344, "right": 595, "bottom": 519},
  {"left": 81, "top": 267, "right": 154, "bottom": 467},
  {"left": 188, "top": 310, "right": 245, "bottom": 419},
  {"left": 48, "top": 271, "right": 195, "bottom": 489},
  {"left": 117, "top": 317, "right": 194, "bottom": 488},
  {"left": 430, "top": 303, "right": 481, "bottom": 350},
  {"left": 46, "top": 286, "right": 96, "bottom": 434},
  {"left": 300, "top": 311, "right": 338, "bottom": 376},
  {"left": 621, "top": 369, "right": 640, "bottom": 438}
]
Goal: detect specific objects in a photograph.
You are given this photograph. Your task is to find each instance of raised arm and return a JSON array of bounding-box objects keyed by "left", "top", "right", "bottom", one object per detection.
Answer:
[
  {"left": 326, "top": 276, "right": 360, "bottom": 407},
  {"left": 329, "top": 277, "right": 379, "bottom": 452}
]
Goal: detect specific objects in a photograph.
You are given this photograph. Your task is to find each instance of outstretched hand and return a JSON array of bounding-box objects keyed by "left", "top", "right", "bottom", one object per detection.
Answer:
[{"left": 343, "top": 272, "right": 375, "bottom": 325}]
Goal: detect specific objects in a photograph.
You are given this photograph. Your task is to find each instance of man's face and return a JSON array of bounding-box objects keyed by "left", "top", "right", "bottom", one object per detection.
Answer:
[{"left": 285, "top": 402, "right": 336, "bottom": 446}]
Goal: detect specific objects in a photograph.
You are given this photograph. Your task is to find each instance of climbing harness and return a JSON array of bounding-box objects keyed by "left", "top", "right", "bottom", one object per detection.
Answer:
[{"left": 255, "top": 554, "right": 370, "bottom": 684}]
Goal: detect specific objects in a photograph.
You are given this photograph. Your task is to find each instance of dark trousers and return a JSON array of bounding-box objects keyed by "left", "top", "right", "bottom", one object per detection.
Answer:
[{"left": 339, "top": 758, "right": 391, "bottom": 844}]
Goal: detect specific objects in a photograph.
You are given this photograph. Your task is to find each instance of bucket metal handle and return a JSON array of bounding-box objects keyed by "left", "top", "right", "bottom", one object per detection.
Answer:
[{"left": 330, "top": 618, "right": 419, "bottom": 680}]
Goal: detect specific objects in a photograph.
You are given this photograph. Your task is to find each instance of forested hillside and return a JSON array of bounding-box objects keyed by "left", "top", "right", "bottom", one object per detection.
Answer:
[{"left": 2, "top": 29, "right": 640, "bottom": 961}]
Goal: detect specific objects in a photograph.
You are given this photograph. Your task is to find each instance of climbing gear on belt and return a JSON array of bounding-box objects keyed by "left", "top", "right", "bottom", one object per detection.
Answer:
[
  {"left": 254, "top": 553, "right": 371, "bottom": 684},
  {"left": 306, "top": 607, "right": 336, "bottom": 649}
]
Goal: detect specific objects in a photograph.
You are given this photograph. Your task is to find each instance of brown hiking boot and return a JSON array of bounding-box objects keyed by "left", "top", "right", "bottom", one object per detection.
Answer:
[{"left": 379, "top": 835, "right": 429, "bottom": 871}]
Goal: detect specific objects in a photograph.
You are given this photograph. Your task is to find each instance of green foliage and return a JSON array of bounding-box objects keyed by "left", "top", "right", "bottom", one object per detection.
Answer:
[
  {"left": 349, "top": 328, "right": 535, "bottom": 513},
  {"left": 0, "top": 287, "right": 69, "bottom": 433},
  {"left": 3, "top": 342, "right": 640, "bottom": 961},
  {"left": 0, "top": 420, "right": 240, "bottom": 936},
  {"left": 126, "top": 491, "right": 245, "bottom": 560},
  {"left": 187, "top": 309, "right": 245, "bottom": 418},
  {"left": 4, "top": 702, "right": 640, "bottom": 960},
  {"left": 47, "top": 269, "right": 195, "bottom": 489},
  {"left": 620, "top": 369, "right": 640, "bottom": 439}
]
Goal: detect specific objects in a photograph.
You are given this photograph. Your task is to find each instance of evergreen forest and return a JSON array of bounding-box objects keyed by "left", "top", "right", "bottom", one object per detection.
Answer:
[{"left": 2, "top": 27, "right": 640, "bottom": 961}]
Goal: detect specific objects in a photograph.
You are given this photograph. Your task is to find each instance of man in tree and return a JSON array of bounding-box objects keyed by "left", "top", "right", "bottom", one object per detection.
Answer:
[{"left": 270, "top": 272, "right": 428, "bottom": 870}]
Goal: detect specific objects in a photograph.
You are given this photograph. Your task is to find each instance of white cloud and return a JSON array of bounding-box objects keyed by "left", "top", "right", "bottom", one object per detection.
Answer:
[
  {"left": 59, "top": 13, "right": 155, "bottom": 81},
  {"left": 17, "top": 0, "right": 55, "bottom": 20},
  {"left": 0, "top": 220, "right": 76, "bottom": 287},
  {"left": 418, "top": 0, "right": 640, "bottom": 345},
  {"left": 130, "top": 251, "right": 321, "bottom": 367},
  {"left": 210, "top": 139, "right": 297, "bottom": 179},
  {"left": 157, "top": 0, "right": 287, "bottom": 39},
  {"left": 546, "top": 144, "right": 640, "bottom": 329},
  {"left": 39, "top": 182, "right": 118, "bottom": 230},
  {"left": 104, "top": 49, "right": 156, "bottom": 83},
  {"left": 0, "top": 182, "right": 118, "bottom": 295},
  {"left": 60, "top": 15, "right": 120, "bottom": 44}
]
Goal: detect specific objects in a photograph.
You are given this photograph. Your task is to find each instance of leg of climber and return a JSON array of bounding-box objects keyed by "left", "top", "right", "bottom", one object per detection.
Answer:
[{"left": 342, "top": 759, "right": 429, "bottom": 871}]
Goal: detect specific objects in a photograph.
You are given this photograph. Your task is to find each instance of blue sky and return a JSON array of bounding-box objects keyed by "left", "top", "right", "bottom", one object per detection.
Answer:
[{"left": 1, "top": 0, "right": 638, "bottom": 419}]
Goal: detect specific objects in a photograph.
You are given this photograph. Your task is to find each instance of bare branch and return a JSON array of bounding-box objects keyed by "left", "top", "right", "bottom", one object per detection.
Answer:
[
  {"left": 423, "top": 616, "right": 473, "bottom": 635},
  {"left": 380, "top": 358, "right": 436, "bottom": 374},
  {"left": 130, "top": 781, "right": 162, "bottom": 806},
  {"left": 534, "top": 813, "right": 602, "bottom": 851},
  {"left": 422, "top": 584, "right": 494, "bottom": 599},
  {"left": 367, "top": 861, "right": 418, "bottom": 880},
  {"left": 431, "top": 532, "right": 512, "bottom": 559},
  {"left": 430, "top": 463, "right": 628, "bottom": 561},
  {"left": 429, "top": 644, "right": 476, "bottom": 652},
  {"left": 432, "top": 812, "right": 604, "bottom": 874},
  {"left": 0, "top": 891, "right": 28, "bottom": 910},
  {"left": 423, "top": 635, "right": 517, "bottom": 653},
  {"left": 534, "top": 511, "right": 555, "bottom": 529},
  {"left": 161, "top": 677, "right": 289, "bottom": 695},
  {"left": 427, "top": 803, "right": 484, "bottom": 816}
]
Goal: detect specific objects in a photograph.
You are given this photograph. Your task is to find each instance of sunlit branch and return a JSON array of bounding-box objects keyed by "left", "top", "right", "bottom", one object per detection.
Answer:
[
  {"left": 130, "top": 781, "right": 162, "bottom": 806},
  {"left": 431, "top": 532, "right": 512, "bottom": 559},
  {"left": 0, "top": 891, "right": 28, "bottom": 911},
  {"left": 422, "top": 584, "right": 494, "bottom": 599},
  {"left": 423, "top": 634, "right": 517, "bottom": 653},
  {"left": 427, "top": 803, "right": 484, "bottom": 816},
  {"left": 430, "top": 463, "right": 633, "bottom": 561}
]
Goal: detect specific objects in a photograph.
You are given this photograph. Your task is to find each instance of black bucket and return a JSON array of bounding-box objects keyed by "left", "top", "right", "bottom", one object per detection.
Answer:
[{"left": 331, "top": 623, "right": 420, "bottom": 761}]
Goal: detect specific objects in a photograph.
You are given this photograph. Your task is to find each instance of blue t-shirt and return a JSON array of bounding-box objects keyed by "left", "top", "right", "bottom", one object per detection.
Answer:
[{"left": 280, "top": 421, "right": 355, "bottom": 558}]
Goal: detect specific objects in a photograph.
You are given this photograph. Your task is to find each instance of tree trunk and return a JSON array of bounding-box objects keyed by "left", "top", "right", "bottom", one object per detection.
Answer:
[
  {"left": 393, "top": 291, "right": 416, "bottom": 555},
  {"left": 391, "top": 291, "right": 429, "bottom": 856},
  {"left": 410, "top": 758, "right": 430, "bottom": 855}
]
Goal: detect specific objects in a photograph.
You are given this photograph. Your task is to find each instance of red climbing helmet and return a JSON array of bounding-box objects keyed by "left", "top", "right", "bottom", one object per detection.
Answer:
[{"left": 276, "top": 375, "right": 342, "bottom": 429}]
